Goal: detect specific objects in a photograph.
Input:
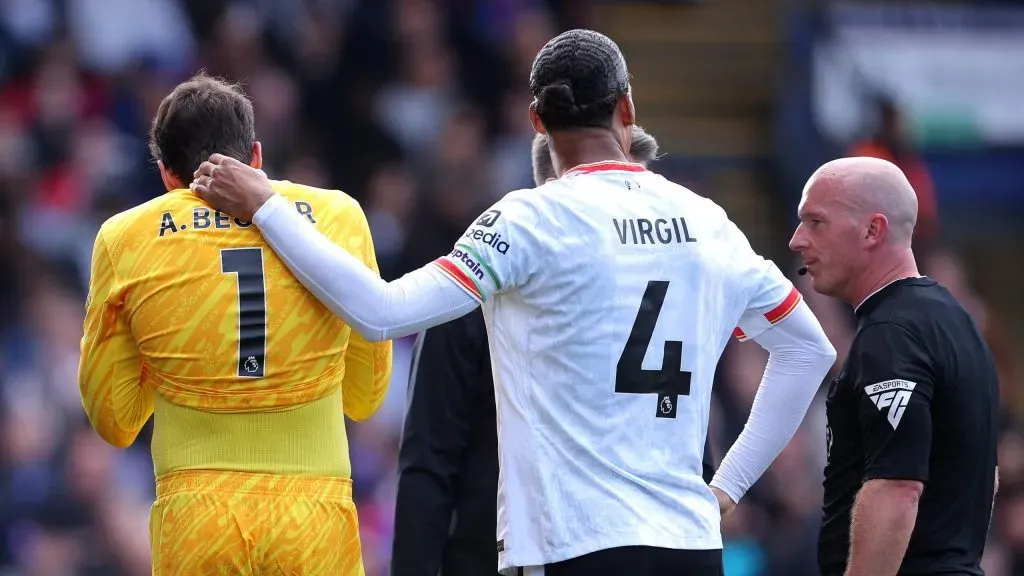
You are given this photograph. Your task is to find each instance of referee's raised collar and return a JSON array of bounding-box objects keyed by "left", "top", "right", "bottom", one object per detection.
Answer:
[{"left": 854, "top": 275, "right": 931, "bottom": 316}]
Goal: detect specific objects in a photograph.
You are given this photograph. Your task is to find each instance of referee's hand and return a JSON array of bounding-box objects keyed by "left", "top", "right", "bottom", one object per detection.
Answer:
[{"left": 711, "top": 486, "right": 737, "bottom": 520}]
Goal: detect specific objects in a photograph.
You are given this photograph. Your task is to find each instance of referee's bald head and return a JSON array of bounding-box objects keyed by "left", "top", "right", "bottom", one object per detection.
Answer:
[
  {"left": 809, "top": 157, "right": 918, "bottom": 246},
  {"left": 790, "top": 156, "right": 920, "bottom": 302}
]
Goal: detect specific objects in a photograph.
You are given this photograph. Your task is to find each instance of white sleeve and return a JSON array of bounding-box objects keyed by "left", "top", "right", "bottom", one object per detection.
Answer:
[
  {"left": 725, "top": 220, "right": 802, "bottom": 342},
  {"left": 431, "top": 192, "right": 539, "bottom": 303},
  {"left": 710, "top": 300, "right": 836, "bottom": 503},
  {"left": 253, "top": 194, "right": 479, "bottom": 341}
]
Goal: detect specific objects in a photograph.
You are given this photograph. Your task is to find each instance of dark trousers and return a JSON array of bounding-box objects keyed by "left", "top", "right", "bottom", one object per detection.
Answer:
[{"left": 528, "top": 546, "right": 723, "bottom": 576}]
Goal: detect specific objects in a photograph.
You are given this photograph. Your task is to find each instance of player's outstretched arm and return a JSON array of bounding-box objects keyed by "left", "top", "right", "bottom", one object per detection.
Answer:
[
  {"left": 710, "top": 300, "right": 836, "bottom": 507},
  {"left": 253, "top": 194, "right": 479, "bottom": 341},
  {"left": 335, "top": 200, "right": 392, "bottom": 421},
  {"left": 78, "top": 229, "right": 155, "bottom": 448},
  {"left": 191, "top": 156, "right": 480, "bottom": 341}
]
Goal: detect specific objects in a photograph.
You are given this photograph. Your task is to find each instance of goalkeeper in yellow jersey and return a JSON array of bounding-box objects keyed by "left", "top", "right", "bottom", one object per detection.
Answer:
[{"left": 77, "top": 72, "right": 392, "bottom": 576}]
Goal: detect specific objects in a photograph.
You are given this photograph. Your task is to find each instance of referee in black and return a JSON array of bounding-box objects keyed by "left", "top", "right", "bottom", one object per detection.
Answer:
[
  {"left": 790, "top": 157, "right": 999, "bottom": 576},
  {"left": 390, "top": 127, "right": 719, "bottom": 576}
]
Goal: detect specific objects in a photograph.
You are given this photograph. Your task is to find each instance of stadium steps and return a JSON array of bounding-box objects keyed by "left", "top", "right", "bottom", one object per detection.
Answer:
[
  {"left": 591, "top": 0, "right": 786, "bottom": 239},
  {"left": 591, "top": 0, "right": 783, "bottom": 158},
  {"left": 711, "top": 167, "right": 785, "bottom": 253}
]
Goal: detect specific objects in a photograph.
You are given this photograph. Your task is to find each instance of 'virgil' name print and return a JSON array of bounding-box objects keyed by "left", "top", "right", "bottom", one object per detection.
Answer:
[{"left": 613, "top": 217, "right": 696, "bottom": 245}]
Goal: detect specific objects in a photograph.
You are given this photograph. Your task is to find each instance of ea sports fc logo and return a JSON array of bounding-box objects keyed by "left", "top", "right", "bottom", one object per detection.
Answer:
[{"left": 464, "top": 228, "right": 510, "bottom": 254}]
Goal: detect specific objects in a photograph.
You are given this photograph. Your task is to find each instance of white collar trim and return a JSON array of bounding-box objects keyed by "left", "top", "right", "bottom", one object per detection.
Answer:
[{"left": 855, "top": 275, "right": 925, "bottom": 313}]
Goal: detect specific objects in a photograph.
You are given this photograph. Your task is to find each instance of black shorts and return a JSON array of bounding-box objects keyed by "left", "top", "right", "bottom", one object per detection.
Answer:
[{"left": 519, "top": 546, "right": 723, "bottom": 576}]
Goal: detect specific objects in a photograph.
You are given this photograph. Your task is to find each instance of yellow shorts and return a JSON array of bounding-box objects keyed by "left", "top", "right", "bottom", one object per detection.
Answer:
[{"left": 150, "top": 471, "right": 364, "bottom": 576}]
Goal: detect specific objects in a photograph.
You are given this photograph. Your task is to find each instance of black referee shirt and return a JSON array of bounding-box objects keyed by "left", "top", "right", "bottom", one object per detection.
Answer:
[
  {"left": 391, "top": 309, "right": 719, "bottom": 576},
  {"left": 392, "top": 310, "right": 498, "bottom": 576},
  {"left": 818, "top": 277, "right": 998, "bottom": 576}
]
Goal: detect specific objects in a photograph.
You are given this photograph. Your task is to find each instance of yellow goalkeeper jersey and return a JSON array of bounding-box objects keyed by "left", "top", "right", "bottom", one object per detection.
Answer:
[{"left": 78, "top": 181, "right": 392, "bottom": 478}]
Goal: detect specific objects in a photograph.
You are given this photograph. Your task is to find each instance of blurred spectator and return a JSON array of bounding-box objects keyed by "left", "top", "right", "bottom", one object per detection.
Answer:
[
  {"left": 849, "top": 97, "right": 939, "bottom": 256},
  {"left": 364, "top": 163, "right": 417, "bottom": 281},
  {"left": 926, "top": 250, "right": 1023, "bottom": 422},
  {"left": 66, "top": 0, "right": 195, "bottom": 74}
]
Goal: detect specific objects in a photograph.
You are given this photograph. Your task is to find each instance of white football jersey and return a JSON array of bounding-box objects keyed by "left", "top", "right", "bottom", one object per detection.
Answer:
[{"left": 432, "top": 160, "right": 800, "bottom": 573}]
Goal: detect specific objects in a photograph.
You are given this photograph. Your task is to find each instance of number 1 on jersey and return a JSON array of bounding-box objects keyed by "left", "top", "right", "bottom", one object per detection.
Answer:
[
  {"left": 220, "top": 248, "right": 267, "bottom": 378},
  {"left": 616, "top": 280, "right": 692, "bottom": 418}
]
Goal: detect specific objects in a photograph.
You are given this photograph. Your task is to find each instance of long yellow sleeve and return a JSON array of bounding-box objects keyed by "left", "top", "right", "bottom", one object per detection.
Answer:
[
  {"left": 343, "top": 330, "right": 391, "bottom": 421},
  {"left": 338, "top": 201, "right": 392, "bottom": 421},
  {"left": 79, "top": 228, "right": 154, "bottom": 448}
]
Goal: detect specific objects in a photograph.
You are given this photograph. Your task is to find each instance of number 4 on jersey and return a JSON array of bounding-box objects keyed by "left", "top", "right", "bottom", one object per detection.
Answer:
[{"left": 616, "top": 280, "right": 692, "bottom": 418}]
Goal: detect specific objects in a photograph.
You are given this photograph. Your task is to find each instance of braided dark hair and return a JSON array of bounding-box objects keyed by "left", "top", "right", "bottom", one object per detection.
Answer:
[{"left": 530, "top": 29, "right": 631, "bottom": 131}]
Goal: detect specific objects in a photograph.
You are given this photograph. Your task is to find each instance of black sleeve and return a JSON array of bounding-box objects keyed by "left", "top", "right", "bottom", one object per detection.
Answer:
[
  {"left": 851, "top": 322, "right": 935, "bottom": 483},
  {"left": 391, "top": 311, "right": 486, "bottom": 576}
]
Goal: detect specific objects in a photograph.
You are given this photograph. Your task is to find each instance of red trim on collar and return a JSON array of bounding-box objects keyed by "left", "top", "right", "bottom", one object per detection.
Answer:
[{"left": 562, "top": 161, "right": 647, "bottom": 178}]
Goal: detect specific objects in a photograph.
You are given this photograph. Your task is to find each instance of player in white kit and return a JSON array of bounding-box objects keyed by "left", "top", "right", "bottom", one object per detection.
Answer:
[{"left": 192, "top": 29, "right": 837, "bottom": 576}]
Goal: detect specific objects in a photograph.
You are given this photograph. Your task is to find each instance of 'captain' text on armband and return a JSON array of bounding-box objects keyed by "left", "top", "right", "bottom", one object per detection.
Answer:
[
  {"left": 432, "top": 244, "right": 496, "bottom": 303},
  {"left": 158, "top": 201, "right": 317, "bottom": 237},
  {"left": 448, "top": 247, "right": 487, "bottom": 283}
]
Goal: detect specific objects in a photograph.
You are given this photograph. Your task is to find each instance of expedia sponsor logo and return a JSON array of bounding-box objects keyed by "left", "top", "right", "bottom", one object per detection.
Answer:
[
  {"left": 449, "top": 248, "right": 486, "bottom": 281},
  {"left": 475, "top": 210, "right": 501, "bottom": 227},
  {"left": 464, "top": 228, "right": 510, "bottom": 254}
]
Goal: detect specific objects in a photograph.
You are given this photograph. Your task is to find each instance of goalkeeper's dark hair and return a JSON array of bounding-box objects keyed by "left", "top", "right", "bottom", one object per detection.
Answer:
[
  {"left": 149, "top": 72, "right": 255, "bottom": 186},
  {"left": 530, "top": 29, "right": 631, "bottom": 131}
]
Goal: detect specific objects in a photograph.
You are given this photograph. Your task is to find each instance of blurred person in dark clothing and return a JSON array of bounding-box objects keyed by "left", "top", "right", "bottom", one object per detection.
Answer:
[
  {"left": 848, "top": 97, "right": 938, "bottom": 255},
  {"left": 0, "top": 423, "right": 144, "bottom": 576},
  {"left": 396, "top": 107, "right": 495, "bottom": 273},
  {"left": 364, "top": 163, "right": 418, "bottom": 282},
  {"left": 0, "top": 188, "right": 18, "bottom": 334},
  {"left": 790, "top": 157, "right": 998, "bottom": 576},
  {"left": 390, "top": 126, "right": 718, "bottom": 576}
]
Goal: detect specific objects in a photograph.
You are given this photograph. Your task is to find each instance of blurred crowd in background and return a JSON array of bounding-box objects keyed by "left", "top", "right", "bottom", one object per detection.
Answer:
[{"left": 0, "top": 1, "right": 1022, "bottom": 575}]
